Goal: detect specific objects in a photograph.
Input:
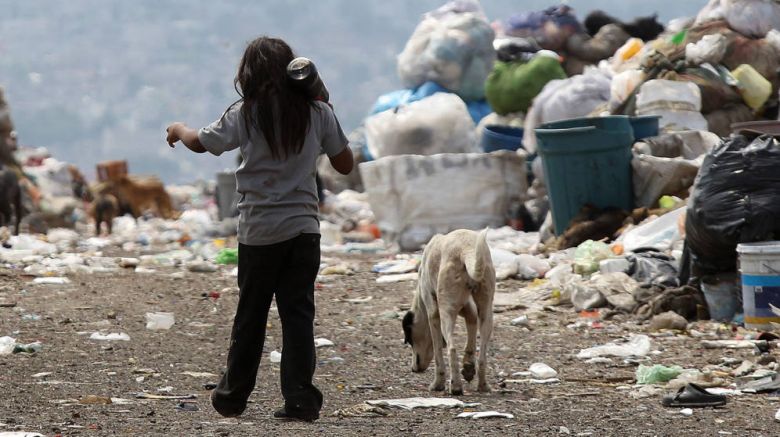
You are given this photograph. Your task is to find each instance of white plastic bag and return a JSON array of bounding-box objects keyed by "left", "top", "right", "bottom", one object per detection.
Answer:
[
  {"left": 609, "top": 69, "right": 645, "bottom": 111},
  {"left": 620, "top": 208, "right": 686, "bottom": 254},
  {"left": 364, "top": 93, "right": 478, "bottom": 159},
  {"left": 685, "top": 34, "right": 727, "bottom": 65},
  {"left": 632, "top": 131, "right": 721, "bottom": 208},
  {"left": 636, "top": 80, "right": 708, "bottom": 132},
  {"left": 577, "top": 335, "right": 652, "bottom": 359},
  {"left": 360, "top": 151, "right": 527, "bottom": 250},
  {"left": 398, "top": 6, "right": 496, "bottom": 100},
  {"left": 523, "top": 66, "right": 612, "bottom": 153}
]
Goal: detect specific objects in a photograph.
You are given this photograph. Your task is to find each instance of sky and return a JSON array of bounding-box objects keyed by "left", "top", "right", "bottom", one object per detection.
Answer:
[{"left": 0, "top": 0, "right": 708, "bottom": 183}]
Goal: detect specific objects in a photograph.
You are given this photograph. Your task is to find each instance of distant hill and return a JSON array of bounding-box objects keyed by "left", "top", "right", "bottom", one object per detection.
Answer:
[{"left": 0, "top": 0, "right": 707, "bottom": 183}]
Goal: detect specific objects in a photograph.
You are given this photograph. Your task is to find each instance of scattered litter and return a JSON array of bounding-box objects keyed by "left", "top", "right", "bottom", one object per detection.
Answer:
[
  {"left": 457, "top": 411, "right": 515, "bottom": 419},
  {"left": 649, "top": 311, "right": 688, "bottom": 331},
  {"left": 31, "top": 372, "right": 53, "bottom": 378},
  {"left": 118, "top": 258, "right": 140, "bottom": 268},
  {"left": 13, "top": 342, "right": 42, "bottom": 354},
  {"left": 89, "top": 332, "right": 130, "bottom": 341},
  {"left": 376, "top": 273, "right": 418, "bottom": 283},
  {"left": 636, "top": 364, "right": 683, "bottom": 384},
  {"left": 320, "top": 264, "right": 356, "bottom": 276},
  {"left": 577, "top": 335, "right": 651, "bottom": 359},
  {"left": 680, "top": 408, "right": 693, "bottom": 417},
  {"left": 175, "top": 402, "right": 199, "bottom": 412},
  {"left": 145, "top": 312, "right": 175, "bottom": 331},
  {"left": 314, "top": 338, "right": 335, "bottom": 348},
  {"left": 701, "top": 340, "right": 768, "bottom": 349},
  {"left": 269, "top": 350, "right": 282, "bottom": 363},
  {"left": 186, "top": 260, "right": 218, "bottom": 273},
  {"left": 530, "top": 363, "right": 558, "bottom": 379},
  {"left": 365, "top": 397, "right": 480, "bottom": 410},
  {"left": 0, "top": 433, "right": 45, "bottom": 437},
  {"left": 79, "top": 395, "right": 112, "bottom": 405},
  {"left": 342, "top": 296, "right": 373, "bottom": 304},
  {"left": 33, "top": 277, "right": 70, "bottom": 285},
  {"left": 180, "top": 372, "right": 217, "bottom": 378},
  {"left": 215, "top": 248, "right": 238, "bottom": 265},
  {"left": 0, "top": 337, "right": 16, "bottom": 355},
  {"left": 372, "top": 257, "right": 420, "bottom": 275},
  {"left": 510, "top": 315, "right": 530, "bottom": 327},
  {"left": 332, "top": 403, "right": 390, "bottom": 418},
  {"left": 134, "top": 393, "right": 196, "bottom": 400}
]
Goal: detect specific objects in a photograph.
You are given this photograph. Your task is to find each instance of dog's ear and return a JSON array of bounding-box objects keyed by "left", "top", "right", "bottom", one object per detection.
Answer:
[{"left": 402, "top": 311, "right": 414, "bottom": 345}]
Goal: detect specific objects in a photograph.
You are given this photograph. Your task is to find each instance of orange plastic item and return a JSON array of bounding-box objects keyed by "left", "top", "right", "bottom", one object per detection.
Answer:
[{"left": 611, "top": 243, "right": 624, "bottom": 256}]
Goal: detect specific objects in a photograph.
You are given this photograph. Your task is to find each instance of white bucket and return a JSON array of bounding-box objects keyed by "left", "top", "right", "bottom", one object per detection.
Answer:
[{"left": 737, "top": 241, "right": 780, "bottom": 330}]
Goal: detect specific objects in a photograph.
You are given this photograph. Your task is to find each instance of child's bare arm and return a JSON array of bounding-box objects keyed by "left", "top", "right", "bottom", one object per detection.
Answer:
[{"left": 166, "top": 122, "right": 207, "bottom": 153}]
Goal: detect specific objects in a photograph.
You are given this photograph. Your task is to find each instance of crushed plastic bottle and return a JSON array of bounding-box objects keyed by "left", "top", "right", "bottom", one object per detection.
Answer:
[{"left": 145, "top": 312, "right": 175, "bottom": 331}]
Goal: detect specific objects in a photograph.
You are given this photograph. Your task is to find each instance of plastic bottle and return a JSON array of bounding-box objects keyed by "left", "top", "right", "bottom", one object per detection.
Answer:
[
  {"left": 287, "top": 57, "right": 330, "bottom": 103},
  {"left": 732, "top": 64, "right": 772, "bottom": 110}
]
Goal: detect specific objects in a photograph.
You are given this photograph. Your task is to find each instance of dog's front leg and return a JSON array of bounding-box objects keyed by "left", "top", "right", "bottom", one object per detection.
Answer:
[
  {"left": 426, "top": 310, "right": 446, "bottom": 392},
  {"left": 440, "top": 310, "right": 463, "bottom": 395}
]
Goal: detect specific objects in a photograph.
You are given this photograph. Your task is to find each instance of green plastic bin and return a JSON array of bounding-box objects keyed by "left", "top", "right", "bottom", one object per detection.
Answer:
[{"left": 535, "top": 116, "right": 635, "bottom": 235}]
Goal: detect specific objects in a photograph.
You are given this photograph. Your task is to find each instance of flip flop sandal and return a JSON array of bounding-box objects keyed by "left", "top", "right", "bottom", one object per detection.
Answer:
[{"left": 661, "top": 383, "right": 727, "bottom": 408}]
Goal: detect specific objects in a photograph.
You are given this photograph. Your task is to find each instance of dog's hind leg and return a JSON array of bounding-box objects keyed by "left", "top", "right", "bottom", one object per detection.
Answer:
[
  {"left": 426, "top": 309, "right": 446, "bottom": 392},
  {"left": 475, "top": 296, "right": 494, "bottom": 393},
  {"left": 440, "top": 309, "right": 463, "bottom": 395},
  {"left": 460, "top": 299, "right": 477, "bottom": 383}
]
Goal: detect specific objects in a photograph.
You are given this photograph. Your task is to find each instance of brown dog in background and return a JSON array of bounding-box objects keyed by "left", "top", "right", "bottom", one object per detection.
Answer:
[
  {"left": 402, "top": 229, "right": 496, "bottom": 395},
  {"left": 89, "top": 193, "right": 119, "bottom": 235}
]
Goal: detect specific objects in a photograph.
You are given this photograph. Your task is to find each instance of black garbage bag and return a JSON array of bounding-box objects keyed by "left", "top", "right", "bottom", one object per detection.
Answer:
[
  {"left": 685, "top": 135, "right": 780, "bottom": 274},
  {"left": 626, "top": 250, "right": 679, "bottom": 287}
]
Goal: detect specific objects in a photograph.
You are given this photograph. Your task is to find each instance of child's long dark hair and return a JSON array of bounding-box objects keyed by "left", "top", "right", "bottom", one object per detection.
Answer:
[{"left": 232, "top": 37, "right": 315, "bottom": 160}]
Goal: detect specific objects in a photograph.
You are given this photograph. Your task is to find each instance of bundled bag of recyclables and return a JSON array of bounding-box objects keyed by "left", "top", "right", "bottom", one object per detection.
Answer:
[
  {"left": 632, "top": 130, "right": 720, "bottom": 208},
  {"left": 397, "top": 0, "right": 496, "bottom": 101},
  {"left": 685, "top": 135, "right": 780, "bottom": 273},
  {"left": 695, "top": 0, "right": 780, "bottom": 39},
  {"left": 636, "top": 80, "right": 708, "bottom": 132},
  {"left": 485, "top": 51, "right": 567, "bottom": 116},
  {"left": 364, "top": 93, "right": 478, "bottom": 159},
  {"left": 523, "top": 66, "right": 613, "bottom": 153},
  {"left": 360, "top": 151, "right": 527, "bottom": 250}
]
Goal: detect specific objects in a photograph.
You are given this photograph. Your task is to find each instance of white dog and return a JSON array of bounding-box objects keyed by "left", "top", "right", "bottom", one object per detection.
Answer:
[{"left": 402, "top": 229, "right": 495, "bottom": 395}]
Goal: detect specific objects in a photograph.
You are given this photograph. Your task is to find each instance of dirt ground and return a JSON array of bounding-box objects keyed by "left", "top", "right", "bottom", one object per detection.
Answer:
[{"left": 1, "top": 251, "right": 779, "bottom": 436}]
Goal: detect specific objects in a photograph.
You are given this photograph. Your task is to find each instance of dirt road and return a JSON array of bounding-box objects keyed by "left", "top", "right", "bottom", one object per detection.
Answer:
[{"left": 1, "top": 253, "right": 778, "bottom": 436}]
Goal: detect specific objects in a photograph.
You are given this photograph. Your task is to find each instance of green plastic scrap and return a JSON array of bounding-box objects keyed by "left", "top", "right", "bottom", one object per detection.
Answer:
[
  {"left": 215, "top": 248, "right": 238, "bottom": 265},
  {"left": 573, "top": 240, "right": 612, "bottom": 275},
  {"left": 636, "top": 364, "right": 683, "bottom": 384},
  {"left": 670, "top": 29, "right": 687, "bottom": 46}
]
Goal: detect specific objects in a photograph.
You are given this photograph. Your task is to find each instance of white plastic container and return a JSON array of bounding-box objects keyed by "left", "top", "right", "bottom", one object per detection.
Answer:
[
  {"left": 145, "top": 312, "right": 175, "bottom": 331},
  {"left": 737, "top": 242, "right": 780, "bottom": 330}
]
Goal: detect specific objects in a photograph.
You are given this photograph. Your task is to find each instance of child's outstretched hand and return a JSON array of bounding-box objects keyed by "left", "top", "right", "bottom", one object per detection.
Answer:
[{"left": 165, "top": 122, "right": 183, "bottom": 147}]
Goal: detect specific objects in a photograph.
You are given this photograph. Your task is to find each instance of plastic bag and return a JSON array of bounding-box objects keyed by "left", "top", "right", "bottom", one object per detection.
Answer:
[
  {"left": 523, "top": 66, "right": 613, "bottom": 153},
  {"left": 632, "top": 131, "right": 720, "bottom": 208},
  {"left": 485, "top": 52, "right": 567, "bottom": 115},
  {"left": 573, "top": 240, "right": 612, "bottom": 275},
  {"left": 609, "top": 69, "right": 646, "bottom": 110},
  {"left": 398, "top": 6, "right": 495, "bottom": 101},
  {"left": 636, "top": 364, "right": 683, "bottom": 384},
  {"left": 621, "top": 207, "right": 686, "bottom": 253},
  {"left": 626, "top": 250, "right": 680, "bottom": 287},
  {"left": 686, "top": 135, "right": 780, "bottom": 273},
  {"left": 635, "top": 80, "right": 708, "bottom": 132},
  {"left": 360, "top": 151, "right": 527, "bottom": 251},
  {"left": 215, "top": 248, "right": 238, "bottom": 265},
  {"left": 370, "top": 81, "right": 491, "bottom": 125},
  {"left": 685, "top": 34, "right": 727, "bottom": 65},
  {"left": 721, "top": 0, "right": 780, "bottom": 39},
  {"left": 577, "top": 334, "right": 652, "bottom": 359},
  {"left": 364, "top": 93, "right": 478, "bottom": 159}
]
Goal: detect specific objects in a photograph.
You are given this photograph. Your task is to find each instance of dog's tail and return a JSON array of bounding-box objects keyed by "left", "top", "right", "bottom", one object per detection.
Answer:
[{"left": 464, "top": 228, "right": 490, "bottom": 283}]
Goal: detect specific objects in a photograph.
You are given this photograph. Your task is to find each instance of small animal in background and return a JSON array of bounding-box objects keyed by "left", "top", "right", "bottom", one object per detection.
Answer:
[
  {"left": 584, "top": 10, "right": 665, "bottom": 42},
  {"left": 90, "top": 193, "right": 119, "bottom": 235},
  {"left": 0, "top": 165, "right": 23, "bottom": 235},
  {"left": 402, "top": 229, "right": 496, "bottom": 395}
]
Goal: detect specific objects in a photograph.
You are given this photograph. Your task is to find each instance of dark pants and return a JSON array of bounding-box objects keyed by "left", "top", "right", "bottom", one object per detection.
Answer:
[{"left": 211, "top": 234, "right": 323, "bottom": 416}]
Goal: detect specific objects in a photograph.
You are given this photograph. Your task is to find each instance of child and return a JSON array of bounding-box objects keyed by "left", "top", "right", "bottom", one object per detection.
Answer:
[{"left": 165, "top": 36, "right": 353, "bottom": 422}]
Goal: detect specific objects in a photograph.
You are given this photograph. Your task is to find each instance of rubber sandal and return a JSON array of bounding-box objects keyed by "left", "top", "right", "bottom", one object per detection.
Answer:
[{"left": 661, "top": 383, "right": 727, "bottom": 408}]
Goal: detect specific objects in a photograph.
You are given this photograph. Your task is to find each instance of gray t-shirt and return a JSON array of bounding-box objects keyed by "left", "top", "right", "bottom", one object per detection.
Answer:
[{"left": 198, "top": 101, "right": 348, "bottom": 246}]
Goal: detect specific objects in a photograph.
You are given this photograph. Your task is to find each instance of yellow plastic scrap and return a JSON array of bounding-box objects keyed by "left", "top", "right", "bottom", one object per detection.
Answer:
[{"left": 731, "top": 64, "right": 772, "bottom": 110}]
